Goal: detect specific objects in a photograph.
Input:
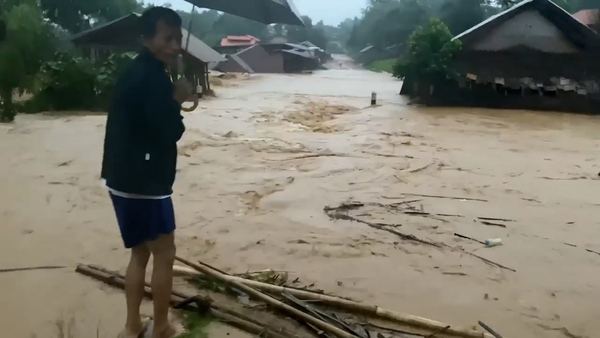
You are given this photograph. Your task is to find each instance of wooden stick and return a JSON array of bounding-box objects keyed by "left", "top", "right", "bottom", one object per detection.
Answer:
[
  {"left": 174, "top": 260, "right": 494, "bottom": 338},
  {"left": 478, "top": 321, "right": 503, "bottom": 338},
  {"left": 389, "top": 193, "right": 488, "bottom": 202},
  {"left": 84, "top": 265, "right": 292, "bottom": 335},
  {"left": 463, "top": 252, "right": 516, "bottom": 272},
  {"left": 477, "top": 217, "right": 515, "bottom": 223},
  {"left": 75, "top": 265, "right": 295, "bottom": 338},
  {"left": 0, "top": 265, "right": 66, "bottom": 273},
  {"left": 323, "top": 205, "right": 440, "bottom": 247},
  {"left": 175, "top": 257, "right": 356, "bottom": 338},
  {"left": 425, "top": 325, "right": 450, "bottom": 337},
  {"left": 454, "top": 233, "right": 485, "bottom": 245},
  {"left": 480, "top": 221, "right": 507, "bottom": 228}
]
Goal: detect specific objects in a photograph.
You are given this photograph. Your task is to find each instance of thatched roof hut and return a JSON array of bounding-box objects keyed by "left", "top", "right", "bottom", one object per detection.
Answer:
[{"left": 71, "top": 13, "right": 225, "bottom": 93}]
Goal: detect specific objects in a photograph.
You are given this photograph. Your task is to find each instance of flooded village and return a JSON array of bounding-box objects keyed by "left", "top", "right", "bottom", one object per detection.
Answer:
[{"left": 2, "top": 0, "right": 600, "bottom": 337}]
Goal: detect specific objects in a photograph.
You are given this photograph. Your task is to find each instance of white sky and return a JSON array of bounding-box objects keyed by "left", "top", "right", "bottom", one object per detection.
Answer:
[{"left": 143, "top": 0, "right": 365, "bottom": 25}]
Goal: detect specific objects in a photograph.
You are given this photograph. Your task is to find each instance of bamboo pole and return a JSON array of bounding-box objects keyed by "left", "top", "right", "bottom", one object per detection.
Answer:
[
  {"left": 174, "top": 261, "right": 494, "bottom": 338},
  {"left": 75, "top": 264, "right": 295, "bottom": 338},
  {"left": 175, "top": 257, "right": 356, "bottom": 338}
]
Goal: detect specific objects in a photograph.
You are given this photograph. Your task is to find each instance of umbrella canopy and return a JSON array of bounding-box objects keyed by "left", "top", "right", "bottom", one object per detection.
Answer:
[{"left": 182, "top": 0, "right": 304, "bottom": 26}]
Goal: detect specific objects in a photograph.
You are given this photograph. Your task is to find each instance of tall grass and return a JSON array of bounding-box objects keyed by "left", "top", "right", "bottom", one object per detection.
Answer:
[{"left": 368, "top": 58, "right": 397, "bottom": 73}]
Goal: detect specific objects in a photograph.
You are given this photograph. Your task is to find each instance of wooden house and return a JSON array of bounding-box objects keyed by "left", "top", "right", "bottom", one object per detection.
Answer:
[
  {"left": 401, "top": 0, "right": 600, "bottom": 113},
  {"left": 70, "top": 13, "right": 225, "bottom": 94}
]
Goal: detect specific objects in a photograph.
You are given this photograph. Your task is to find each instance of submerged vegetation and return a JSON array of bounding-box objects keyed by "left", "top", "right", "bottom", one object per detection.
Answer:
[
  {"left": 177, "top": 312, "right": 213, "bottom": 338},
  {"left": 368, "top": 58, "right": 397, "bottom": 73}
]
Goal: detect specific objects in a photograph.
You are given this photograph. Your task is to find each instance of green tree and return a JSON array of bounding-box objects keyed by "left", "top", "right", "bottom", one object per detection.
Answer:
[
  {"left": 440, "top": 0, "right": 485, "bottom": 35},
  {"left": 40, "top": 0, "right": 142, "bottom": 33},
  {"left": 0, "top": 0, "right": 53, "bottom": 122},
  {"left": 393, "top": 18, "right": 461, "bottom": 84},
  {"left": 346, "top": 0, "right": 429, "bottom": 51}
]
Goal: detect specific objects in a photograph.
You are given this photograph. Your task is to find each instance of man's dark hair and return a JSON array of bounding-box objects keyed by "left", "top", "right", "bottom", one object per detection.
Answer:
[{"left": 140, "top": 6, "right": 182, "bottom": 38}]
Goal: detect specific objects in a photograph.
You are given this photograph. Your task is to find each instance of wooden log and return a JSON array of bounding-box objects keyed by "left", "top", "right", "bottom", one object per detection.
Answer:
[
  {"left": 75, "top": 264, "right": 295, "bottom": 338},
  {"left": 175, "top": 257, "right": 356, "bottom": 338},
  {"left": 174, "top": 261, "right": 493, "bottom": 338}
]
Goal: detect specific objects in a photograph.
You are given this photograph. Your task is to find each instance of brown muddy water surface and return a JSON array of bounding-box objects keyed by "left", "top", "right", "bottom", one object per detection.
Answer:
[{"left": 1, "top": 56, "right": 600, "bottom": 337}]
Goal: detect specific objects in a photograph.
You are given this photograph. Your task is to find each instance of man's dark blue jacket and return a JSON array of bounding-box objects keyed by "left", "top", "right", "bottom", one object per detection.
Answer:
[{"left": 101, "top": 50, "right": 185, "bottom": 196}]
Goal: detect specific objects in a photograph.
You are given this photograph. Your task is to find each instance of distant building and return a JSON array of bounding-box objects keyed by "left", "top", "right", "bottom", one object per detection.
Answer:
[
  {"left": 401, "top": 0, "right": 600, "bottom": 114},
  {"left": 70, "top": 13, "right": 225, "bottom": 94},
  {"left": 216, "top": 45, "right": 283, "bottom": 73},
  {"left": 220, "top": 35, "right": 260, "bottom": 47},
  {"left": 215, "top": 35, "right": 261, "bottom": 55},
  {"left": 215, "top": 44, "right": 318, "bottom": 74}
]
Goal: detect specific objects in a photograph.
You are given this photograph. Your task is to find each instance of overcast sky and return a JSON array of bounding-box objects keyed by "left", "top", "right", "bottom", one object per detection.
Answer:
[{"left": 145, "top": 0, "right": 365, "bottom": 25}]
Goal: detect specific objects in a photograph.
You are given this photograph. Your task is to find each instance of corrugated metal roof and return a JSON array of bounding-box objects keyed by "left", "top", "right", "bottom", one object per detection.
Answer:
[
  {"left": 300, "top": 41, "right": 318, "bottom": 48},
  {"left": 71, "top": 12, "right": 141, "bottom": 44},
  {"left": 453, "top": 0, "right": 533, "bottom": 41},
  {"left": 71, "top": 13, "right": 225, "bottom": 63},
  {"left": 182, "top": 29, "right": 226, "bottom": 63},
  {"left": 229, "top": 54, "right": 255, "bottom": 73},
  {"left": 453, "top": 0, "right": 599, "bottom": 47},
  {"left": 220, "top": 35, "right": 260, "bottom": 47},
  {"left": 359, "top": 45, "right": 375, "bottom": 53},
  {"left": 284, "top": 42, "right": 312, "bottom": 51},
  {"left": 282, "top": 49, "right": 315, "bottom": 59}
]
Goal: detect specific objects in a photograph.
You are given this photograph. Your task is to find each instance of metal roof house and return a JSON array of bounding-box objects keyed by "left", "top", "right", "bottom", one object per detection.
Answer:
[
  {"left": 71, "top": 13, "right": 225, "bottom": 94},
  {"left": 220, "top": 35, "right": 260, "bottom": 47},
  {"left": 216, "top": 44, "right": 284, "bottom": 73},
  {"left": 573, "top": 9, "right": 600, "bottom": 31},
  {"left": 215, "top": 43, "right": 319, "bottom": 74},
  {"left": 401, "top": 0, "right": 600, "bottom": 113}
]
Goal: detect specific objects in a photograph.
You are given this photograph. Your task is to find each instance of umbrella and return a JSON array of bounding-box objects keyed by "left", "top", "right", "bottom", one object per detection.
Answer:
[
  {"left": 177, "top": 0, "right": 303, "bottom": 111},
  {"left": 181, "top": 0, "right": 304, "bottom": 26}
]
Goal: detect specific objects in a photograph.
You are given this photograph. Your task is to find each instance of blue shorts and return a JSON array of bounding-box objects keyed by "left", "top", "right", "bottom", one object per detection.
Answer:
[{"left": 109, "top": 192, "right": 176, "bottom": 248}]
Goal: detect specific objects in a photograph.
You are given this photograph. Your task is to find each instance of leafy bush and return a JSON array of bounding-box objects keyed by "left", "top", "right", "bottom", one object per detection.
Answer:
[
  {"left": 369, "top": 58, "right": 397, "bottom": 73},
  {"left": 36, "top": 52, "right": 97, "bottom": 110},
  {"left": 32, "top": 51, "right": 137, "bottom": 112},
  {"left": 95, "top": 52, "right": 137, "bottom": 105},
  {"left": 0, "top": 0, "right": 53, "bottom": 122},
  {"left": 393, "top": 18, "right": 461, "bottom": 84}
]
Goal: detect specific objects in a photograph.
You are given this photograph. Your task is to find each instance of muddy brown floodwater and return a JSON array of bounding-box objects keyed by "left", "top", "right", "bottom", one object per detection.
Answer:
[{"left": 2, "top": 55, "right": 600, "bottom": 338}]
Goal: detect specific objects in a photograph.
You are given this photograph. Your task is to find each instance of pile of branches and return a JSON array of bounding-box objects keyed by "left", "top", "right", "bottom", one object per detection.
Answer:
[{"left": 76, "top": 257, "right": 499, "bottom": 338}]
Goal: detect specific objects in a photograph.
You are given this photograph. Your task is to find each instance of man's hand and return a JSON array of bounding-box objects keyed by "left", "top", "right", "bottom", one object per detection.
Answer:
[{"left": 173, "top": 79, "right": 194, "bottom": 104}]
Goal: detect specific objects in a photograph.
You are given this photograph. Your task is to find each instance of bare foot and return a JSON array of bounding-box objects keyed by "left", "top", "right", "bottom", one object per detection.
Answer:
[
  {"left": 149, "top": 322, "right": 182, "bottom": 338},
  {"left": 118, "top": 317, "right": 151, "bottom": 338}
]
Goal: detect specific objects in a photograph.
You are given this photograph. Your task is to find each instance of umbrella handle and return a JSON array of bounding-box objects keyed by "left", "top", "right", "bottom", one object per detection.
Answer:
[
  {"left": 181, "top": 98, "right": 199, "bottom": 112},
  {"left": 177, "top": 54, "right": 199, "bottom": 113},
  {"left": 180, "top": 5, "right": 198, "bottom": 113}
]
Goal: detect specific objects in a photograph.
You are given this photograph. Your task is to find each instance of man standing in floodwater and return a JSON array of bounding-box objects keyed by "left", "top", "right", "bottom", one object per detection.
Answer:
[{"left": 101, "top": 6, "right": 193, "bottom": 338}]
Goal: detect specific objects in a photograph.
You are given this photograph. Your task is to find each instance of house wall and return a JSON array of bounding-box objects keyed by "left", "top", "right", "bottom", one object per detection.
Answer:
[
  {"left": 238, "top": 45, "right": 284, "bottom": 73},
  {"left": 400, "top": 78, "right": 600, "bottom": 114},
  {"left": 455, "top": 50, "right": 600, "bottom": 82},
  {"left": 216, "top": 57, "right": 247, "bottom": 73},
  {"left": 472, "top": 10, "right": 579, "bottom": 53},
  {"left": 217, "top": 45, "right": 284, "bottom": 73},
  {"left": 283, "top": 54, "right": 318, "bottom": 73}
]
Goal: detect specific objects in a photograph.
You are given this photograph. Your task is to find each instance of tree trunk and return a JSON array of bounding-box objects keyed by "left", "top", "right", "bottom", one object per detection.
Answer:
[{"left": 0, "top": 89, "right": 16, "bottom": 123}]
